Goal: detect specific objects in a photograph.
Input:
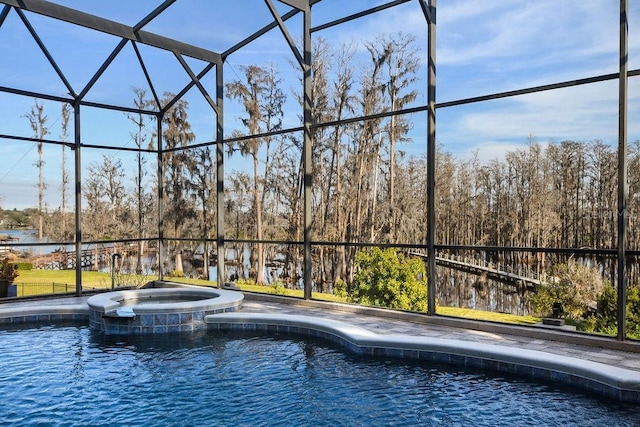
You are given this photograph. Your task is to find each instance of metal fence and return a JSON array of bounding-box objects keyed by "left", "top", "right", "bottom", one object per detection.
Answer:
[{"left": 3, "top": 282, "right": 113, "bottom": 299}]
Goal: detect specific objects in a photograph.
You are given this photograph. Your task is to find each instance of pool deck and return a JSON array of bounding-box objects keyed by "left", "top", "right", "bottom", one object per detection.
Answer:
[
  {"left": 2, "top": 291, "right": 640, "bottom": 401},
  {"left": 240, "top": 296, "right": 640, "bottom": 373},
  {"left": 1, "top": 292, "right": 639, "bottom": 371}
]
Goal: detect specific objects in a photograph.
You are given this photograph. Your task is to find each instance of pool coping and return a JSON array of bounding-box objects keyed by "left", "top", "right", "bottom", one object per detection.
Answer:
[
  {"left": 0, "top": 302, "right": 90, "bottom": 324},
  {"left": 86, "top": 287, "right": 243, "bottom": 315},
  {"left": 205, "top": 312, "right": 640, "bottom": 403}
]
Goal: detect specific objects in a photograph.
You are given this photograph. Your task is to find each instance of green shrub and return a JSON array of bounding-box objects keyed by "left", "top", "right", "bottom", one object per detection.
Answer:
[
  {"left": 0, "top": 258, "right": 19, "bottom": 282},
  {"left": 582, "top": 284, "right": 640, "bottom": 339},
  {"left": 236, "top": 278, "right": 255, "bottom": 288},
  {"left": 167, "top": 269, "right": 185, "bottom": 278},
  {"left": 269, "top": 280, "right": 287, "bottom": 295},
  {"left": 348, "top": 248, "right": 427, "bottom": 312},
  {"left": 11, "top": 262, "right": 32, "bottom": 271},
  {"left": 333, "top": 279, "right": 347, "bottom": 298},
  {"left": 530, "top": 261, "right": 606, "bottom": 319}
]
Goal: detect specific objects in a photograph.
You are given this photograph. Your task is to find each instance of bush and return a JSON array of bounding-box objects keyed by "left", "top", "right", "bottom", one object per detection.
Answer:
[
  {"left": 581, "top": 284, "right": 640, "bottom": 339},
  {"left": 333, "top": 279, "right": 347, "bottom": 298},
  {"left": 530, "top": 261, "right": 606, "bottom": 319},
  {"left": 348, "top": 248, "right": 427, "bottom": 312},
  {"left": 167, "top": 269, "right": 185, "bottom": 278},
  {"left": 269, "top": 280, "right": 287, "bottom": 295},
  {"left": 0, "top": 258, "right": 19, "bottom": 282},
  {"left": 11, "top": 262, "right": 32, "bottom": 271}
]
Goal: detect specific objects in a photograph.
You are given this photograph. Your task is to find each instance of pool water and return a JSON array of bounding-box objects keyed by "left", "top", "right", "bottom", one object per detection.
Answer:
[{"left": 1, "top": 325, "right": 639, "bottom": 426}]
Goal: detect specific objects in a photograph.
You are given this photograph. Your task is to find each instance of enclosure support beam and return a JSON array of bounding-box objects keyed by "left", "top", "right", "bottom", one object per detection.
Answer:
[
  {"left": 162, "top": 62, "right": 216, "bottom": 115},
  {"left": 303, "top": 3, "right": 313, "bottom": 300},
  {"left": 1, "top": 0, "right": 220, "bottom": 63},
  {"left": 132, "top": 41, "right": 161, "bottom": 110},
  {"left": 14, "top": 8, "right": 76, "bottom": 97},
  {"left": 157, "top": 113, "right": 165, "bottom": 281},
  {"left": 617, "top": 0, "right": 628, "bottom": 341},
  {"left": 132, "top": 0, "right": 176, "bottom": 33},
  {"left": 216, "top": 63, "right": 225, "bottom": 289},
  {"left": 173, "top": 52, "right": 219, "bottom": 115},
  {"left": 222, "top": 0, "right": 320, "bottom": 60},
  {"left": 265, "top": 0, "right": 304, "bottom": 68},
  {"left": 73, "top": 103, "right": 82, "bottom": 296},
  {"left": 78, "top": 39, "right": 128, "bottom": 102},
  {"left": 0, "top": 5, "right": 9, "bottom": 27},
  {"left": 425, "top": 0, "right": 437, "bottom": 315},
  {"left": 310, "top": 0, "right": 410, "bottom": 33},
  {"left": 278, "top": 0, "right": 307, "bottom": 10}
]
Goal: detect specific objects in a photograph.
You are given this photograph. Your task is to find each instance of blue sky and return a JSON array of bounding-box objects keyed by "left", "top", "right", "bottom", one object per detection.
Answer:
[{"left": 0, "top": 0, "right": 639, "bottom": 210}]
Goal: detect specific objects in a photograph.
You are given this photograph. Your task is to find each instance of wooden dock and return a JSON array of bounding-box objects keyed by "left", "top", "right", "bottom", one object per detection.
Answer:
[
  {"left": 30, "top": 246, "right": 114, "bottom": 270},
  {"left": 407, "top": 251, "right": 543, "bottom": 291}
]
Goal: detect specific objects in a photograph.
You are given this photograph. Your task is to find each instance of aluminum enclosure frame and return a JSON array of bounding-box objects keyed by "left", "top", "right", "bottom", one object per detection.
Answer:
[{"left": 0, "top": 0, "right": 635, "bottom": 340}]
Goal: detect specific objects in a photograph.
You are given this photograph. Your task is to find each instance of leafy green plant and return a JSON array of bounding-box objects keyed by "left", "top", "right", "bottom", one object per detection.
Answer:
[
  {"left": 530, "top": 260, "right": 606, "bottom": 319},
  {"left": 0, "top": 258, "right": 19, "bottom": 282},
  {"left": 269, "top": 280, "right": 287, "bottom": 295},
  {"left": 333, "top": 279, "right": 347, "bottom": 298},
  {"left": 167, "top": 269, "right": 185, "bottom": 278},
  {"left": 348, "top": 248, "right": 427, "bottom": 312},
  {"left": 580, "top": 284, "right": 640, "bottom": 339},
  {"left": 12, "top": 262, "right": 32, "bottom": 271}
]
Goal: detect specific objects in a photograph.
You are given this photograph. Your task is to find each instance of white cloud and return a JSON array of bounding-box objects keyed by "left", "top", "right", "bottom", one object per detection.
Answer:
[
  {"left": 437, "top": 1, "right": 619, "bottom": 66},
  {"left": 436, "top": 76, "right": 633, "bottom": 161},
  {"left": 414, "top": 1, "right": 640, "bottom": 162}
]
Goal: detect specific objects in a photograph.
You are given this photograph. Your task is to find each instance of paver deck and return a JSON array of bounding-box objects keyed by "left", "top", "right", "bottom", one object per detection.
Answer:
[{"left": 238, "top": 298, "right": 640, "bottom": 373}]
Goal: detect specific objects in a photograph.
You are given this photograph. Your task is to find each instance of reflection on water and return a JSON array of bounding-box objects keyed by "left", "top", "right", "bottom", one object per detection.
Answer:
[{"left": 1, "top": 326, "right": 639, "bottom": 427}]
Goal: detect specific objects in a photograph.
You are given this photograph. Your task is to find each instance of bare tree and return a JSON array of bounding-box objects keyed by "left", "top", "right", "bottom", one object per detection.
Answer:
[
  {"left": 161, "top": 93, "right": 196, "bottom": 275},
  {"left": 226, "top": 171, "right": 252, "bottom": 279},
  {"left": 349, "top": 55, "right": 386, "bottom": 246},
  {"left": 83, "top": 155, "right": 126, "bottom": 238},
  {"left": 127, "top": 88, "right": 154, "bottom": 274},
  {"left": 585, "top": 140, "right": 617, "bottom": 249},
  {"left": 547, "top": 140, "right": 587, "bottom": 248},
  {"left": 226, "top": 65, "right": 285, "bottom": 284},
  {"left": 23, "top": 100, "right": 49, "bottom": 249},
  {"left": 367, "top": 33, "right": 420, "bottom": 241},
  {"left": 59, "top": 103, "right": 71, "bottom": 242},
  {"left": 189, "top": 146, "right": 215, "bottom": 278},
  {"left": 327, "top": 42, "right": 357, "bottom": 284},
  {"left": 83, "top": 161, "right": 108, "bottom": 241},
  {"left": 628, "top": 140, "right": 640, "bottom": 249}
]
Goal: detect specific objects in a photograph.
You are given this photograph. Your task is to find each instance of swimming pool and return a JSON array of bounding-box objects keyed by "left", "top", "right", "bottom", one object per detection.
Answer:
[{"left": 1, "top": 325, "right": 639, "bottom": 426}]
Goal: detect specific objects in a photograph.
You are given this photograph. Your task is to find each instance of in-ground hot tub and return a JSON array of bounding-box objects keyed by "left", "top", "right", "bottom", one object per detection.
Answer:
[{"left": 87, "top": 286, "right": 243, "bottom": 335}]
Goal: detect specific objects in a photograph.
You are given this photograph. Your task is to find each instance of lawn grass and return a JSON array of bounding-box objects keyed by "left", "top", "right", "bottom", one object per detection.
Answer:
[
  {"left": 15, "top": 270, "right": 113, "bottom": 288},
  {"left": 11, "top": 270, "right": 540, "bottom": 325},
  {"left": 231, "top": 281, "right": 540, "bottom": 325},
  {"left": 436, "top": 306, "right": 541, "bottom": 325}
]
